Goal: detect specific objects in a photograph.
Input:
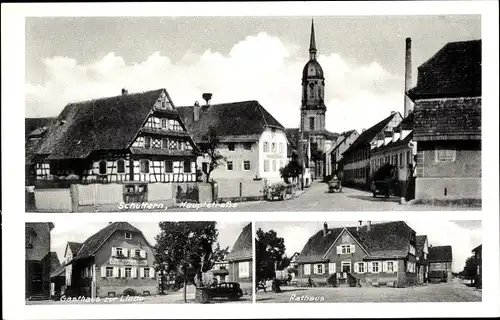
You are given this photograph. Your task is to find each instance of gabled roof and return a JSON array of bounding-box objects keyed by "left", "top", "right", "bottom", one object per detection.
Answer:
[
  {"left": 177, "top": 101, "right": 284, "bottom": 143},
  {"left": 297, "top": 221, "right": 414, "bottom": 263},
  {"left": 342, "top": 114, "right": 396, "bottom": 156},
  {"left": 416, "top": 235, "right": 427, "bottom": 258},
  {"left": 327, "top": 129, "right": 357, "bottom": 154},
  {"left": 49, "top": 252, "right": 62, "bottom": 272},
  {"left": 72, "top": 222, "right": 148, "bottom": 261},
  {"left": 25, "top": 117, "right": 56, "bottom": 137},
  {"left": 472, "top": 244, "right": 482, "bottom": 253},
  {"left": 226, "top": 223, "right": 252, "bottom": 262},
  {"left": 67, "top": 241, "right": 83, "bottom": 256},
  {"left": 33, "top": 89, "right": 176, "bottom": 160},
  {"left": 408, "top": 40, "right": 481, "bottom": 99},
  {"left": 428, "top": 245, "right": 453, "bottom": 262}
]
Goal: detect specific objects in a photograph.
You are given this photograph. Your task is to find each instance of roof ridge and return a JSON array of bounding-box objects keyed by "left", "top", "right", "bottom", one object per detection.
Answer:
[
  {"left": 67, "top": 88, "right": 164, "bottom": 106},
  {"left": 256, "top": 102, "right": 269, "bottom": 128}
]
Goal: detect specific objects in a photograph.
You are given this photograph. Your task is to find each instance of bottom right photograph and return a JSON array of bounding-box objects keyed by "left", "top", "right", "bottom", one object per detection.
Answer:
[{"left": 255, "top": 220, "right": 482, "bottom": 303}]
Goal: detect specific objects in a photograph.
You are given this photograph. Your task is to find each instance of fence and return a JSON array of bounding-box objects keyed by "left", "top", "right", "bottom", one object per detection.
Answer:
[{"left": 215, "top": 178, "right": 266, "bottom": 202}]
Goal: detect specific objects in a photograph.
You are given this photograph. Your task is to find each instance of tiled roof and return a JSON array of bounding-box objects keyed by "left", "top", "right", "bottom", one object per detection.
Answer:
[
  {"left": 73, "top": 222, "right": 146, "bottom": 261},
  {"left": 408, "top": 40, "right": 481, "bottom": 99},
  {"left": 31, "top": 89, "right": 194, "bottom": 160},
  {"left": 177, "top": 101, "right": 285, "bottom": 143},
  {"left": 67, "top": 241, "right": 83, "bottom": 256},
  {"left": 371, "top": 131, "right": 413, "bottom": 153},
  {"left": 49, "top": 252, "right": 61, "bottom": 272},
  {"left": 227, "top": 223, "right": 252, "bottom": 262},
  {"left": 342, "top": 113, "right": 396, "bottom": 156},
  {"left": 297, "top": 221, "right": 414, "bottom": 263},
  {"left": 413, "top": 98, "right": 481, "bottom": 141},
  {"left": 428, "top": 245, "right": 453, "bottom": 262}
]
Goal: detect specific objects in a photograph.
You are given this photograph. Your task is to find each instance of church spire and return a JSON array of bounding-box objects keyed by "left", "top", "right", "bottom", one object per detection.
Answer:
[{"left": 309, "top": 19, "right": 317, "bottom": 60}]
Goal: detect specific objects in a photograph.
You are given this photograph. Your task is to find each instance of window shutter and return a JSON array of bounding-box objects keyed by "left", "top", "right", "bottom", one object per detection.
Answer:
[
  {"left": 393, "top": 261, "right": 398, "bottom": 272},
  {"left": 150, "top": 268, "right": 155, "bottom": 279},
  {"left": 336, "top": 246, "right": 341, "bottom": 254},
  {"left": 114, "top": 267, "right": 119, "bottom": 278},
  {"left": 362, "top": 262, "right": 367, "bottom": 274},
  {"left": 111, "top": 247, "right": 116, "bottom": 257},
  {"left": 141, "top": 250, "right": 146, "bottom": 259},
  {"left": 354, "top": 263, "right": 359, "bottom": 273},
  {"left": 121, "top": 267, "right": 126, "bottom": 278},
  {"left": 313, "top": 264, "right": 318, "bottom": 274},
  {"left": 368, "top": 262, "right": 373, "bottom": 273},
  {"left": 351, "top": 245, "right": 355, "bottom": 253},
  {"left": 132, "top": 267, "right": 137, "bottom": 278},
  {"left": 139, "top": 268, "right": 144, "bottom": 278},
  {"left": 101, "top": 266, "right": 106, "bottom": 278}
]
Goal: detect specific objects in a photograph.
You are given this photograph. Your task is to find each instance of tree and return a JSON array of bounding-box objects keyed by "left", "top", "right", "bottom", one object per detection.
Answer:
[
  {"left": 198, "top": 127, "right": 226, "bottom": 183},
  {"left": 280, "top": 150, "right": 303, "bottom": 184},
  {"left": 255, "top": 228, "right": 289, "bottom": 282},
  {"left": 462, "top": 255, "right": 477, "bottom": 284},
  {"left": 154, "top": 221, "right": 219, "bottom": 302}
]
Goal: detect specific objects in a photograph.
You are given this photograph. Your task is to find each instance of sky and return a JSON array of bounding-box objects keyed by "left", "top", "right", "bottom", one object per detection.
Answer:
[
  {"left": 25, "top": 15, "right": 480, "bottom": 133},
  {"left": 256, "top": 220, "right": 482, "bottom": 273},
  {"left": 47, "top": 221, "right": 248, "bottom": 265}
]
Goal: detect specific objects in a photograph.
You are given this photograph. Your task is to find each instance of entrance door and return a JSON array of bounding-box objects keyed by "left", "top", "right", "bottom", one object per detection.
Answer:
[{"left": 30, "top": 262, "right": 44, "bottom": 294}]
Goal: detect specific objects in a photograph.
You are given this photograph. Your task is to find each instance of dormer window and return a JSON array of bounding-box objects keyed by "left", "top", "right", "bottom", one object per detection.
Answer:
[{"left": 125, "top": 232, "right": 132, "bottom": 240}]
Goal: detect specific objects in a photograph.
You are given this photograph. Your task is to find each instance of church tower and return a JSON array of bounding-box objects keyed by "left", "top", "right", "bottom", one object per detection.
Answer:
[{"left": 300, "top": 19, "right": 326, "bottom": 149}]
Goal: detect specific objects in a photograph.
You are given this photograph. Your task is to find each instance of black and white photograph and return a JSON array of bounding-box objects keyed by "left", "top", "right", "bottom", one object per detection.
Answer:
[
  {"left": 24, "top": 15, "right": 482, "bottom": 212},
  {"left": 25, "top": 221, "right": 252, "bottom": 304},
  {"left": 255, "top": 220, "right": 482, "bottom": 303}
]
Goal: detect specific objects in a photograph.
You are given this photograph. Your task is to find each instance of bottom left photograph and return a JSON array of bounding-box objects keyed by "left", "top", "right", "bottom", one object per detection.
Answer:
[{"left": 25, "top": 221, "right": 253, "bottom": 304}]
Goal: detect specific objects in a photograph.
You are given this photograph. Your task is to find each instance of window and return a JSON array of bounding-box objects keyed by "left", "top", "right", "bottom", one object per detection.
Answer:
[
  {"left": 271, "top": 143, "right": 276, "bottom": 153},
  {"left": 387, "top": 261, "right": 394, "bottom": 272},
  {"left": 144, "top": 137, "right": 151, "bottom": 149},
  {"left": 165, "top": 160, "right": 173, "bottom": 173},
  {"left": 243, "top": 143, "right": 252, "bottom": 151},
  {"left": 407, "top": 151, "right": 412, "bottom": 166},
  {"left": 227, "top": 161, "right": 234, "bottom": 171},
  {"left": 140, "top": 160, "right": 150, "bottom": 173},
  {"left": 183, "top": 160, "right": 191, "bottom": 173},
  {"left": 25, "top": 234, "right": 33, "bottom": 248},
  {"left": 99, "top": 161, "right": 107, "bottom": 175},
  {"left": 280, "top": 160, "right": 284, "bottom": 169},
  {"left": 125, "top": 232, "right": 132, "bottom": 240},
  {"left": 106, "top": 267, "right": 113, "bottom": 277},
  {"left": 341, "top": 261, "right": 351, "bottom": 273},
  {"left": 117, "top": 160, "right": 125, "bottom": 173},
  {"left": 228, "top": 143, "right": 235, "bottom": 151},
  {"left": 202, "top": 162, "right": 209, "bottom": 174},
  {"left": 263, "top": 160, "right": 269, "bottom": 172},
  {"left": 309, "top": 117, "right": 315, "bottom": 130},
  {"left": 314, "top": 264, "right": 324, "bottom": 274},
  {"left": 358, "top": 262, "right": 366, "bottom": 273},
  {"left": 304, "top": 264, "right": 311, "bottom": 275},
  {"left": 238, "top": 261, "right": 250, "bottom": 278},
  {"left": 279, "top": 142, "right": 284, "bottom": 153},
  {"left": 144, "top": 268, "right": 150, "bottom": 278},
  {"left": 399, "top": 152, "right": 403, "bottom": 167},
  {"left": 116, "top": 247, "right": 123, "bottom": 257},
  {"left": 243, "top": 161, "right": 251, "bottom": 171},
  {"left": 329, "top": 263, "right": 336, "bottom": 274},
  {"left": 436, "top": 148, "right": 456, "bottom": 162},
  {"left": 263, "top": 142, "right": 269, "bottom": 152},
  {"left": 341, "top": 245, "right": 351, "bottom": 254},
  {"left": 272, "top": 160, "right": 276, "bottom": 172},
  {"left": 372, "top": 262, "right": 379, "bottom": 273},
  {"left": 409, "top": 245, "right": 416, "bottom": 255},
  {"left": 125, "top": 267, "right": 132, "bottom": 278},
  {"left": 135, "top": 249, "right": 141, "bottom": 257},
  {"left": 161, "top": 119, "right": 167, "bottom": 128}
]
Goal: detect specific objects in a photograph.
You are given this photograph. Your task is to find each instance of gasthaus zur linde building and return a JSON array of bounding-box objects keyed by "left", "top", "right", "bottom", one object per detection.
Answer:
[{"left": 63, "top": 222, "right": 157, "bottom": 298}]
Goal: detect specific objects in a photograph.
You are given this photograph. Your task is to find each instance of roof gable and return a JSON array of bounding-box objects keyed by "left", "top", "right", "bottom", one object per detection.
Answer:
[
  {"left": 323, "top": 227, "right": 370, "bottom": 258},
  {"left": 227, "top": 223, "right": 252, "bottom": 261},
  {"left": 34, "top": 89, "right": 171, "bottom": 160},
  {"left": 428, "top": 245, "right": 453, "bottom": 262},
  {"left": 73, "top": 222, "right": 148, "bottom": 261}
]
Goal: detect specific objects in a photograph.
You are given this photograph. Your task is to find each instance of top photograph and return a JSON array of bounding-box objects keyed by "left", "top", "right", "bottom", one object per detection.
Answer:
[{"left": 24, "top": 15, "right": 481, "bottom": 212}]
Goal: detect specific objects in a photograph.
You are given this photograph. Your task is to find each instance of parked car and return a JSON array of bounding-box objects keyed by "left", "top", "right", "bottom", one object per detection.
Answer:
[
  {"left": 371, "top": 164, "right": 396, "bottom": 198},
  {"left": 208, "top": 282, "right": 243, "bottom": 301}
]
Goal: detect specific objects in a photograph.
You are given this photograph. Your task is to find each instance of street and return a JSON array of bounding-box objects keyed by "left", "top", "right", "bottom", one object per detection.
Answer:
[
  {"left": 26, "top": 292, "right": 252, "bottom": 305},
  {"left": 168, "top": 182, "right": 479, "bottom": 212},
  {"left": 256, "top": 278, "right": 482, "bottom": 303}
]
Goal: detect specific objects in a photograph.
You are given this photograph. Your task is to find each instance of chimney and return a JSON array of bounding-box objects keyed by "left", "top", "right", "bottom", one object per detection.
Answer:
[
  {"left": 323, "top": 222, "right": 328, "bottom": 237},
  {"left": 366, "top": 221, "right": 371, "bottom": 232},
  {"left": 404, "top": 37, "right": 413, "bottom": 118},
  {"left": 357, "top": 220, "right": 362, "bottom": 231},
  {"left": 121, "top": 88, "right": 128, "bottom": 95},
  {"left": 193, "top": 101, "right": 201, "bottom": 122},
  {"left": 361, "top": 128, "right": 366, "bottom": 133},
  {"left": 202, "top": 93, "right": 212, "bottom": 106},
  {"left": 390, "top": 111, "right": 396, "bottom": 115}
]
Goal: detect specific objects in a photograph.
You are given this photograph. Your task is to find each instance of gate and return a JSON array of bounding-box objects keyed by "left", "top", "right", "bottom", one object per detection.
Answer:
[{"left": 123, "top": 184, "right": 148, "bottom": 203}]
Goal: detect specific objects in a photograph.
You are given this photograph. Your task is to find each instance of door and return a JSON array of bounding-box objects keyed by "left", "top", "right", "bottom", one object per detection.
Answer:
[
  {"left": 31, "top": 262, "right": 44, "bottom": 294},
  {"left": 123, "top": 184, "right": 148, "bottom": 203}
]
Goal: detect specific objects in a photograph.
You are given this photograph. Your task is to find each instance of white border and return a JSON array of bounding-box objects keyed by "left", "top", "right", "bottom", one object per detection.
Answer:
[{"left": 2, "top": 1, "right": 499, "bottom": 319}]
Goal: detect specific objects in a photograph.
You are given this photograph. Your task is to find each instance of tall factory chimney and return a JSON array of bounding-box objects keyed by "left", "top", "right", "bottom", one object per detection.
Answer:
[{"left": 404, "top": 38, "right": 413, "bottom": 118}]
